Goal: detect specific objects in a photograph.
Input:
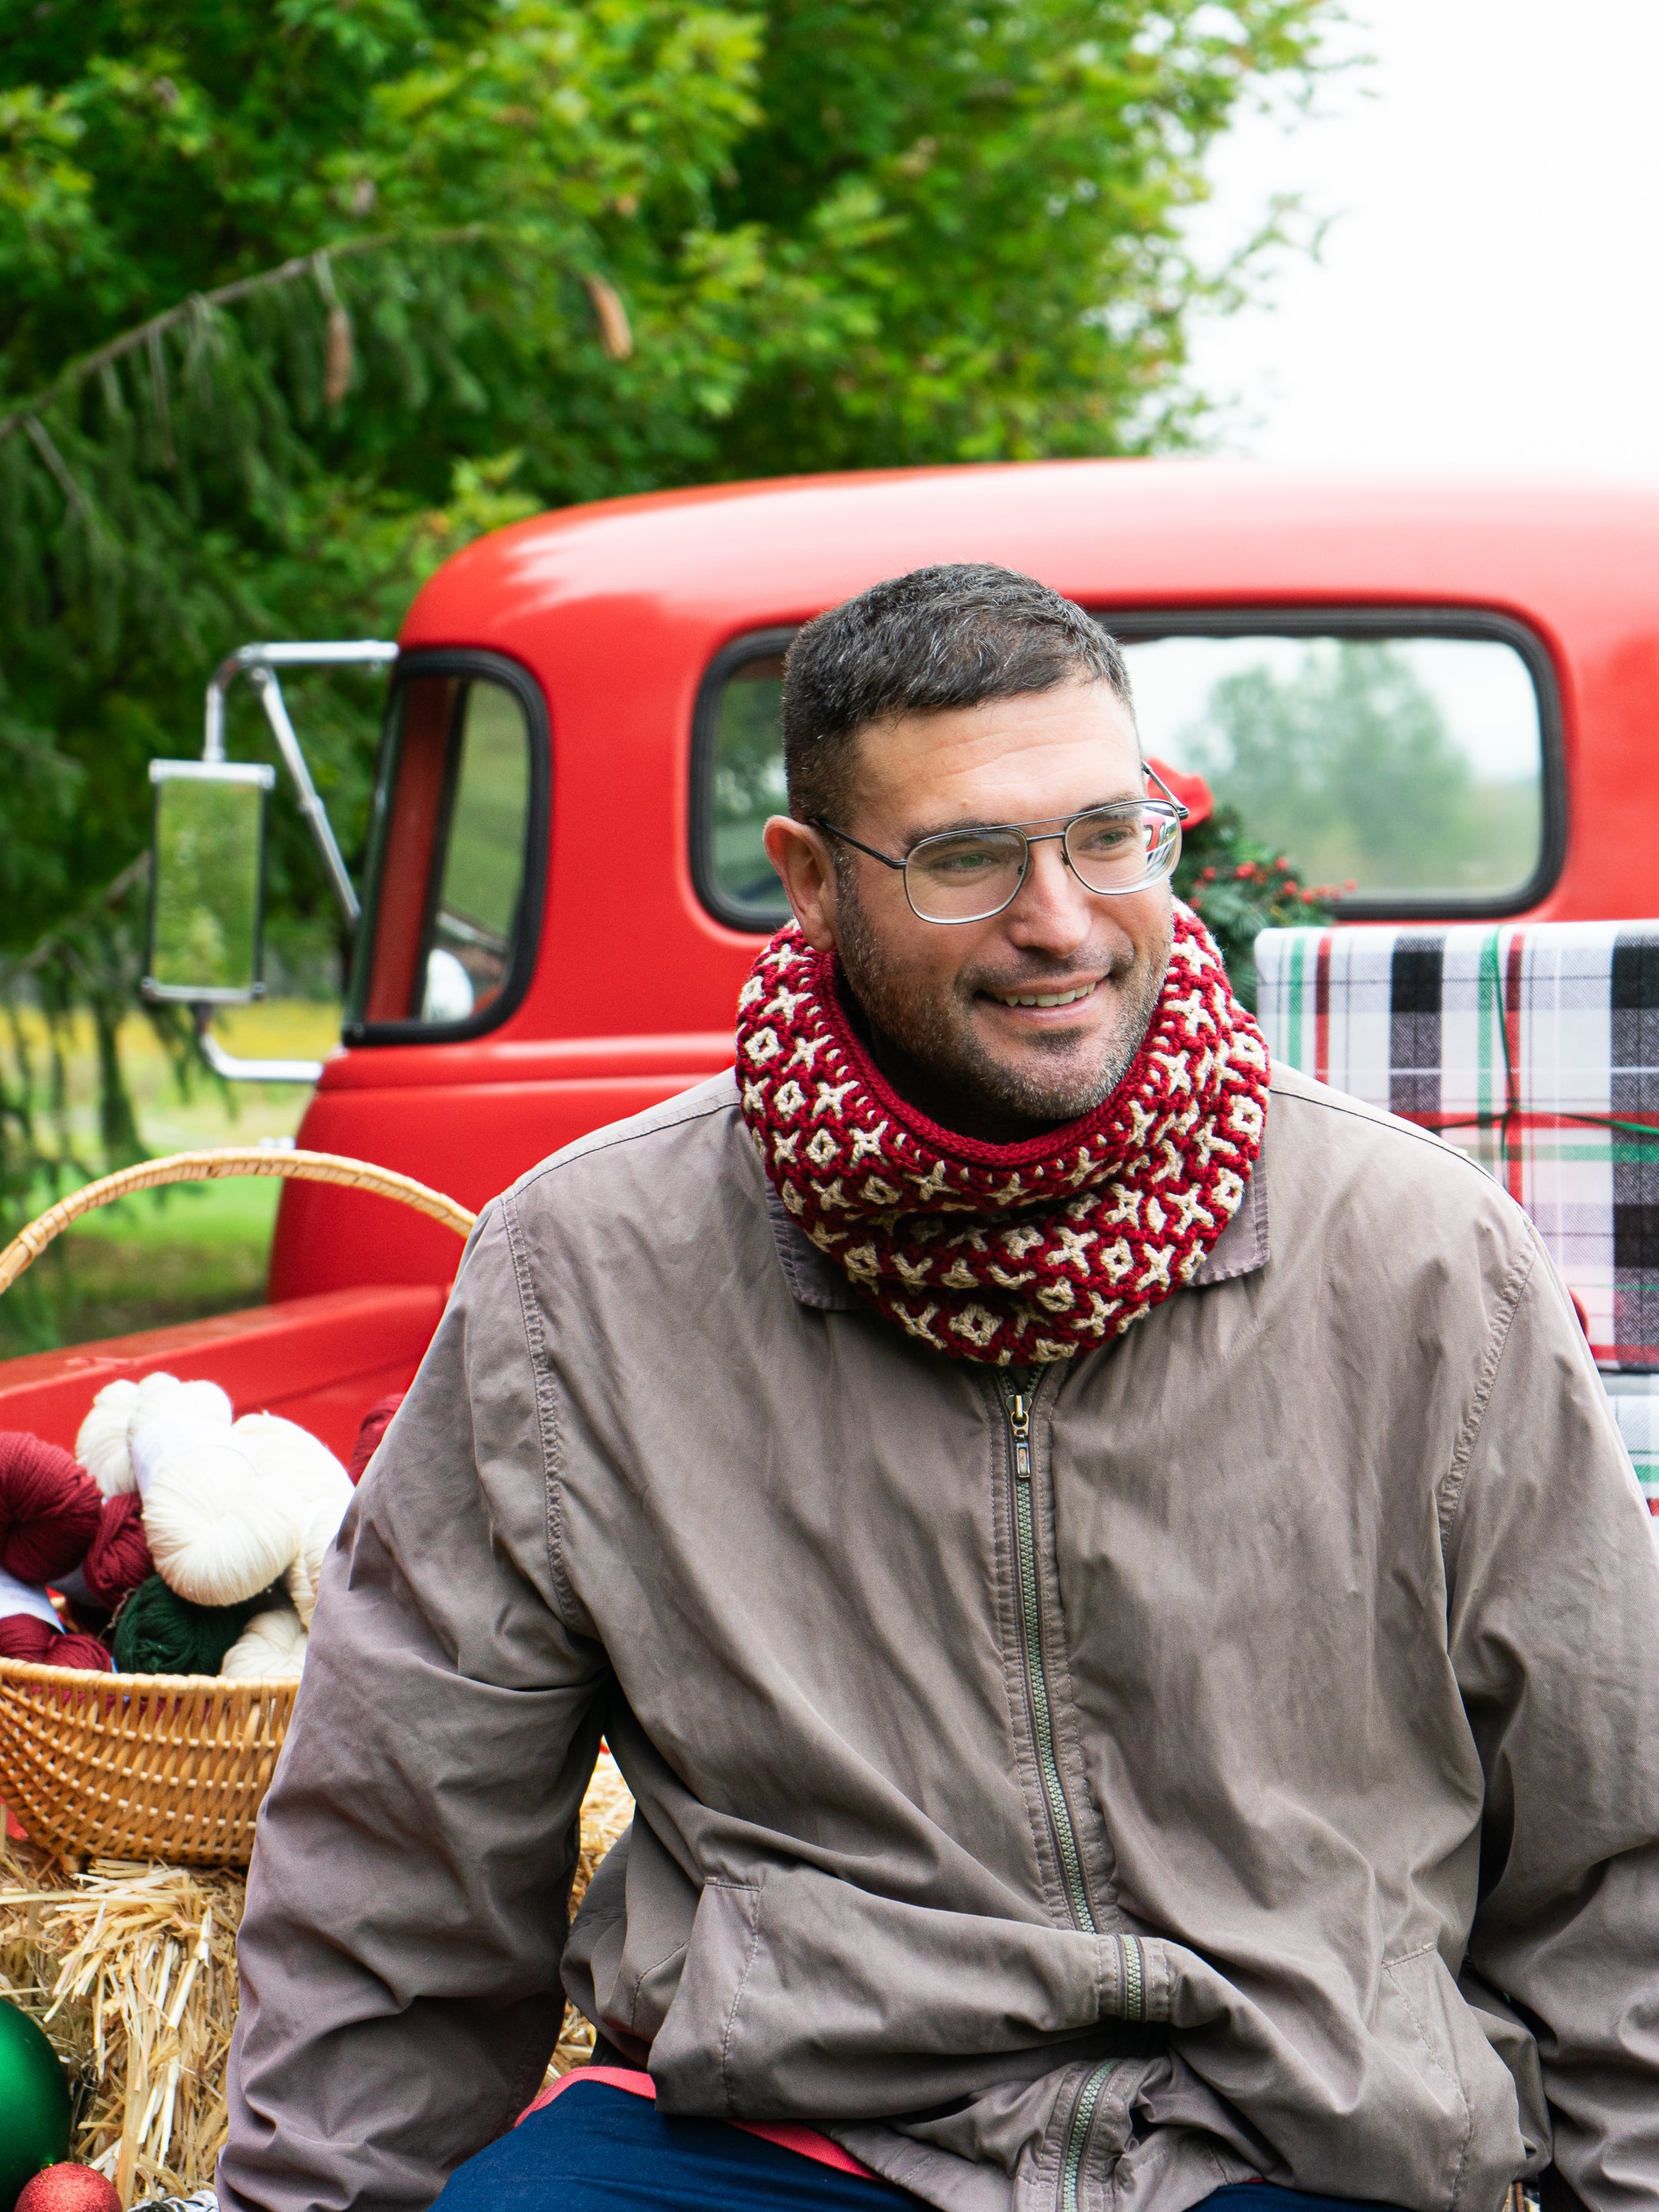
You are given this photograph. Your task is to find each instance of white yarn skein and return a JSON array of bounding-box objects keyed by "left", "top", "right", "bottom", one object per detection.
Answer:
[
  {"left": 283, "top": 1496, "right": 348, "bottom": 1630},
  {"left": 75, "top": 1379, "right": 141, "bottom": 1495},
  {"left": 233, "top": 1413, "right": 353, "bottom": 1517},
  {"left": 135, "top": 1419, "right": 304, "bottom": 1607},
  {"left": 141, "top": 1372, "right": 233, "bottom": 1428},
  {"left": 76, "top": 1372, "right": 232, "bottom": 1497},
  {"left": 221, "top": 1605, "right": 308, "bottom": 1681}
]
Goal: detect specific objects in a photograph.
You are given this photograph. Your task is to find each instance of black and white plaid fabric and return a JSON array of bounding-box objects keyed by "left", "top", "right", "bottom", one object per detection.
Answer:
[{"left": 1257, "top": 923, "right": 1659, "bottom": 1505}]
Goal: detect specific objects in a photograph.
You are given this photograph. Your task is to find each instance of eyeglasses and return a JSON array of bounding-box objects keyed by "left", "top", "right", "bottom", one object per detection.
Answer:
[{"left": 813, "top": 769, "right": 1188, "bottom": 926}]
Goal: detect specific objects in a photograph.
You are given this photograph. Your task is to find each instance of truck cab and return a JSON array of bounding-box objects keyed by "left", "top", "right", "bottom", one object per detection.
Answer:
[{"left": 4, "top": 459, "right": 1657, "bottom": 1445}]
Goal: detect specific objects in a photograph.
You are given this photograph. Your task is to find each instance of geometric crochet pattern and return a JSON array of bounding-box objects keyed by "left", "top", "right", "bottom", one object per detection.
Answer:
[{"left": 738, "top": 906, "right": 1270, "bottom": 1364}]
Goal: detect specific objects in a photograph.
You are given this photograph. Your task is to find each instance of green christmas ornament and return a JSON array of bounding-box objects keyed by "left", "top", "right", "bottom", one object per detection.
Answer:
[{"left": 0, "top": 1996, "right": 71, "bottom": 2207}]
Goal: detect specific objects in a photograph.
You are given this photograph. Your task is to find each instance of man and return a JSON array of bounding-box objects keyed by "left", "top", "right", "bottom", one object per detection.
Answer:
[{"left": 221, "top": 566, "right": 1659, "bottom": 2212}]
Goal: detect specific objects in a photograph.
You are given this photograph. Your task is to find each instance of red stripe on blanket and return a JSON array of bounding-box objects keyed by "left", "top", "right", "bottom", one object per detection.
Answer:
[
  {"left": 1503, "top": 932, "right": 1527, "bottom": 1205},
  {"left": 1314, "top": 931, "right": 1332, "bottom": 1088},
  {"left": 1408, "top": 1109, "right": 1659, "bottom": 1138},
  {"left": 516, "top": 2065, "right": 875, "bottom": 2178}
]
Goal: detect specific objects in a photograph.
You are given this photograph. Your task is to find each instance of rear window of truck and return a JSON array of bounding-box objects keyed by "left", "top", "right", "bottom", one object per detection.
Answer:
[{"left": 691, "top": 612, "right": 1559, "bottom": 930}]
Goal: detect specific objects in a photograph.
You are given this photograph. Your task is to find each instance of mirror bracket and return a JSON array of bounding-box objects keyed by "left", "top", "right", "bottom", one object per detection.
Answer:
[
  {"left": 178, "top": 638, "right": 396, "bottom": 1083},
  {"left": 194, "top": 1005, "right": 324, "bottom": 1086},
  {"left": 204, "top": 640, "right": 397, "bottom": 930}
]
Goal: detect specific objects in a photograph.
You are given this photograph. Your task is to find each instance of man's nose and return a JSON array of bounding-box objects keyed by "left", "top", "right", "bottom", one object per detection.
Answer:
[{"left": 1002, "top": 836, "right": 1094, "bottom": 955}]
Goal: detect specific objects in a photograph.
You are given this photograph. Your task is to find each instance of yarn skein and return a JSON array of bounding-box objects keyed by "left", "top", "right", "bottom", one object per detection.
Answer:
[
  {"left": 221, "top": 1605, "right": 307, "bottom": 1681},
  {"left": 284, "top": 1498, "right": 348, "bottom": 1631},
  {"left": 72, "top": 1380, "right": 140, "bottom": 1495},
  {"left": 0, "top": 1616, "right": 111, "bottom": 1670},
  {"left": 233, "top": 1413, "right": 353, "bottom": 1515},
  {"left": 134, "top": 1419, "right": 303, "bottom": 1606},
  {"left": 110, "top": 1575, "right": 265, "bottom": 1677},
  {"left": 349, "top": 1392, "right": 405, "bottom": 1484},
  {"left": 81, "top": 1492, "right": 153, "bottom": 1610},
  {"left": 0, "top": 1434, "right": 102, "bottom": 1584},
  {"left": 75, "top": 1373, "right": 232, "bottom": 1498}
]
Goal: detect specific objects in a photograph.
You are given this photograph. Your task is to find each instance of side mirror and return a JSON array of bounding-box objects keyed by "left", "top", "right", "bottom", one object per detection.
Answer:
[{"left": 143, "top": 760, "right": 276, "bottom": 1004}]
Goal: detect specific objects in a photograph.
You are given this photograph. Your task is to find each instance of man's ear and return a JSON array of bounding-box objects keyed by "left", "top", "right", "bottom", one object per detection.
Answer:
[{"left": 763, "top": 816, "right": 839, "bottom": 951}]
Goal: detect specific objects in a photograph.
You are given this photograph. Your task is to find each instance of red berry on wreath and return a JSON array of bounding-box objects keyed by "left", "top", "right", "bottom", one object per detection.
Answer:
[{"left": 14, "top": 2166, "right": 122, "bottom": 2212}]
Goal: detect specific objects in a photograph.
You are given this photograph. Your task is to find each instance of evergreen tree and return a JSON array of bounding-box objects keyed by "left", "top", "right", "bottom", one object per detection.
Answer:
[{"left": 0, "top": 0, "right": 1330, "bottom": 1234}]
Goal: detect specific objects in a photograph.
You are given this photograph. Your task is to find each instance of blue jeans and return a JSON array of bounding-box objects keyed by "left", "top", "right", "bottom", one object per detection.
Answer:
[{"left": 431, "top": 2080, "right": 1407, "bottom": 2210}]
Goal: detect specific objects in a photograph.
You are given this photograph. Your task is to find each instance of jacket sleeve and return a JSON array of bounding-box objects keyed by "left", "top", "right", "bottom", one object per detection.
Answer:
[
  {"left": 1449, "top": 1231, "right": 1659, "bottom": 2212},
  {"left": 218, "top": 1203, "right": 610, "bottom": 2212}
]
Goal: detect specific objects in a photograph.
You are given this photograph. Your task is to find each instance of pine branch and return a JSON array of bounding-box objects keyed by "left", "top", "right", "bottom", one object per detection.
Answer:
[
  {"left": 0, "top": 228, "right": 490, "bottom": 446},
  {"left": 0, "top": 853, "right": 151, "bottom": 997}
]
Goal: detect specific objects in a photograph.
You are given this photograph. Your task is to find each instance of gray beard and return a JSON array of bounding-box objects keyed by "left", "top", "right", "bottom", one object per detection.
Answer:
[{"left": 833, "top": 886, "right": 1170, "bottom": 1144}]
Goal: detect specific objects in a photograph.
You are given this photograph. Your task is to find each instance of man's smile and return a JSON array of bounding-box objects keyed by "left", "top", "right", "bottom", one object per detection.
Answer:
[{"left": 981, "top": 979, "right": 1102, "bottom": 1011}]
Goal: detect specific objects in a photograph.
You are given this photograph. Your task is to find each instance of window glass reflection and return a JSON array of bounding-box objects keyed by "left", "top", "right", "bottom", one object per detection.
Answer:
[
  {"left": 1121, "top": 634, "right": 1544, "bottom": 899},
  {"left": 353, "top": 673, "right": 534, "bottom": 1028}
]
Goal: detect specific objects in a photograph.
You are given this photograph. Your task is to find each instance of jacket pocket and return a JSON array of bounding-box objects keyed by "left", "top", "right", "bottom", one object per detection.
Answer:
[
  {"left": 648, "top": 1858, "right": 1120, "bottom": 2121},
  {"left": 645, "top": 1876, "right": 764, "bottom": 2114},
  {"left": 1378, "top": 1945, "right": 1527, "bottom": 2211}
]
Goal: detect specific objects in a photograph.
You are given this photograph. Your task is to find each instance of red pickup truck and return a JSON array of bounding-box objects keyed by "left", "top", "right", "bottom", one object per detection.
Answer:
[{"left": 3, "top": 459, "right": 1655, "bottom": 1447}]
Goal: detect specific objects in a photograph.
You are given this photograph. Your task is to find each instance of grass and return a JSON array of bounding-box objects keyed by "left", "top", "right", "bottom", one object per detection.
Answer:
[{"left": 0, "top": 1001, "right": 341, "bottom": 1359}]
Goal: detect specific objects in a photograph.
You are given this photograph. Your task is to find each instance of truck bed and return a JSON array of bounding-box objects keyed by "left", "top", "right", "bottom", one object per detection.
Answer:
[{"left": 0, "top": 1285, "right": 444, "bottom": 1462}]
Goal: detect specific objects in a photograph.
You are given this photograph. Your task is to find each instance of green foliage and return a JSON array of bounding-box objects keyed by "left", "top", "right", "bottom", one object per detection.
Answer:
[
  {"left": 1174, "top": 807, "right": 1339, "bottom": 1012},
  {"left": 716, "top": 0, "right": 1326, "bottom": 469},
  {"left": 0, "top": 0, "right": 1331, "bottom": 1257},
  {"left": 0, "top": 859, "right": 208, "bottom": 1346}
]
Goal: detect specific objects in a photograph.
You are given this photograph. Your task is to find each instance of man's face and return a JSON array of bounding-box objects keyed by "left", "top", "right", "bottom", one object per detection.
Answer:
[{"left": 763, "top": 680, "right": 1173, "bottom": 1141}]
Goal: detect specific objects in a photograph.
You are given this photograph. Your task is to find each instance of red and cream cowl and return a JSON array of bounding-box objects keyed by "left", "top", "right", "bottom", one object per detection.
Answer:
[{"left": 736, "top": 906, "right": 1271, "bottom": 1365}]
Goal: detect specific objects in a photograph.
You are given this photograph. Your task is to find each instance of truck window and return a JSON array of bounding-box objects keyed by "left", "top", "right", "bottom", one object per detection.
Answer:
[
  {"left": 692, "top": 616, "right": 1557, "bottom": 929},
  {"left": 1114, "top": 621, "right": 1554, "bottom": 909},
  {"left": 700, "top": 648, "right": 790, "bottom": 929},
  {"left": 348, "top": 661, "right": 542, "bottom": 1036}
]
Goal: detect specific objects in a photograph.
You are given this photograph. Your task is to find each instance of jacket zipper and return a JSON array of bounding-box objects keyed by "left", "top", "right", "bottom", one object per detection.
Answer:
[
  {"left": 999, "top": 1373, "right": 1148, "bottom": 2032},
  {"left": 1060, "top": 2058, "right": 1117, "bottom": 2212},
  {"left": 1000, "top": 1369, "right": 1096, "bottom": 1932}
]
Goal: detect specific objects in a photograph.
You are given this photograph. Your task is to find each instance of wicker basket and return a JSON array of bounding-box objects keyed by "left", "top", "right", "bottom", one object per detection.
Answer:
[{"left": 0, "top": 1146, "right": 476, "bottom": 1865}]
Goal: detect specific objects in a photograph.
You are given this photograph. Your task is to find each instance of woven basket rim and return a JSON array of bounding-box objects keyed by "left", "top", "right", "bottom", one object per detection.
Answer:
[{"left": 0, "top": 1654, "right": 302, "bottom": 1692}]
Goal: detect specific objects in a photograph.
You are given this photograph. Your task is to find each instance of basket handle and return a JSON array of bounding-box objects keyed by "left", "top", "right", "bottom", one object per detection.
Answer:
[{"left": 0, "top": 1147, "right": 478, "bottom": 1298}]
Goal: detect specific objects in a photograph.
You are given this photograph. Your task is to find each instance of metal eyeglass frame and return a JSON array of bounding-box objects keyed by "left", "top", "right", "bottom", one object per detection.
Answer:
[{"left": 813, "top": 766, "right": 1190, "bottom": 926}]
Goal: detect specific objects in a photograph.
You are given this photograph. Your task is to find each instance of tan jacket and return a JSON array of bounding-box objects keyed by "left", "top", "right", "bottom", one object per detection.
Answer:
[{"left": 219, "top": 1065, "right": 1659, "bottom": 2212}]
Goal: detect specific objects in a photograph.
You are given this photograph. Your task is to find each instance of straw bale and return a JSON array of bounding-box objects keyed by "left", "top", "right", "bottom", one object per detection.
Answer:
[
  {"left": 0, "top": 1753, "right": 636, "bottom": 2194},
  {"left": 0, "top": 1839, "right": 246, "bottom": 2202}
]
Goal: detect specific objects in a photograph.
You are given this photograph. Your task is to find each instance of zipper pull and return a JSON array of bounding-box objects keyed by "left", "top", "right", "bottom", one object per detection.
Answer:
[{"left": 1005, "top": 1381, "right": 1033, "bottom": 1479}]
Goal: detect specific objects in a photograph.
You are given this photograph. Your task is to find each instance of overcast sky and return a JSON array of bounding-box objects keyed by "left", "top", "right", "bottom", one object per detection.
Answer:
[{"left": 1179, "top": 0, "right": 1659, "bottom": 476}]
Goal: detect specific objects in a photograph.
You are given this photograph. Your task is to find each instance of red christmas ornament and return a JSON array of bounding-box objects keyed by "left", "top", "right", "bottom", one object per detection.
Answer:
[
  {"left": 12, "top": 2165, "right": 121, "bottom": 2212},
  {"left": 13, "top": 2167, "right": 121, "bottom": 2212}
]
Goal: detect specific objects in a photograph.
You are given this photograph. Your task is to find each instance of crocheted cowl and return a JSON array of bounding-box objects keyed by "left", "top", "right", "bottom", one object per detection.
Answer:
[{"left": 735, "top": 905, "right": 1270, "bottom": 1365}]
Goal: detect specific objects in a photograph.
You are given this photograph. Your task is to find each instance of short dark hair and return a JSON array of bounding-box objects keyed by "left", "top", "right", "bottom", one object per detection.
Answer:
[{"left": 780, "top": 563, "right": 1134, "bottom": 824}]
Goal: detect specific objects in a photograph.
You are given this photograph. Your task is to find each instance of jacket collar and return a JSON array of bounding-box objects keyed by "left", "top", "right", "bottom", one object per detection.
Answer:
[{"left": 766, "top": 1160, "right": 1269, "bottom": 1314}]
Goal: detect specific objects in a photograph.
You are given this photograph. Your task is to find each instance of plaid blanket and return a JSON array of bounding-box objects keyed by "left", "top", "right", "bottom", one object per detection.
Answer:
[
  {"left": 1604, "top": 1376, "right": 1659, "bottom": 1517},
  {"left": 1255, "top": 923, "right": 1659, "bottom": 1375}
]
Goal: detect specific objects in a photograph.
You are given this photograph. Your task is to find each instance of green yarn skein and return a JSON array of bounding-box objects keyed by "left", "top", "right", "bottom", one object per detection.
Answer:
[{"left": 111, "top": 1574, "right": 267, "bottom": 1677}]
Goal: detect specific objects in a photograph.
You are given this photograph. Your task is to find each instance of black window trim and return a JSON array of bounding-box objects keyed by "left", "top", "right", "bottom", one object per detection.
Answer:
[
  {"left": 343, "top": 646, "right": 551, "bottom": 1046},
  {"left": 688, "top": 606, "right": 1565, "bottom": 931}
]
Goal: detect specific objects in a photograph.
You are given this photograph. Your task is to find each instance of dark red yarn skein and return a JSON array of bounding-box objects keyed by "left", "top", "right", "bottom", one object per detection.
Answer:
[
  {"left": 0, "top": 1615, "right": 111, "bottom": 1670},
  {"left": 349, "top": 1392, "right": 405, "bottom": 1483},
  {"left": 81, "top": 1490, "right": 153, "bottom": 1608},
  {"left": 0, "top": 1432, "right": 101, "bottom": 1583}
]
